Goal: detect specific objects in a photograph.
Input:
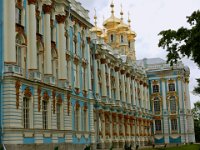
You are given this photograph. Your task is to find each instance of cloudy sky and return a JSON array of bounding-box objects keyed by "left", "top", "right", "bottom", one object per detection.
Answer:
[{"left": 77, "top": 0, "right": 200, "bottom": 107}]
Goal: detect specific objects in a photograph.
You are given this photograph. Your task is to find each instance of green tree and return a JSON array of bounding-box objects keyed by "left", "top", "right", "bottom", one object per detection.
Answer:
[
  {"left": 158, "top": 10, "right": 200, "bottom": 67},
  {"left": 158, "top": 10, "right": 200, "bottom": 95},
  {"left": 192, "top": 101, "right": 200, "bottom": 142},
  {"left": 158, "top": 10, "right": 200, "bottom": 142}
]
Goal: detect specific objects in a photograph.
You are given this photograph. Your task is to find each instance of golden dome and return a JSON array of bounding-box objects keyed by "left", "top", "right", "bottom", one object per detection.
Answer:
[
  {"left": 117, "top": 21, "right": 129, "bottom": 30},
  {"left": 103, "top": 15, "right": 121, "bottom": 27},
  {"left": 90, "top": 26, "right": 102, "bottom": 36},
  {"left": 127, "top": 29, "right": 137, "bottom": 37},
  {"left": 103, "top": 1, "right": 121, "bottom": 27}
]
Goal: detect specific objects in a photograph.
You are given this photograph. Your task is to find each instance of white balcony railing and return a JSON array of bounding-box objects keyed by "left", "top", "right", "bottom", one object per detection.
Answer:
[{"left": 4, "top": 64, "right": 23, "bottom": 75}]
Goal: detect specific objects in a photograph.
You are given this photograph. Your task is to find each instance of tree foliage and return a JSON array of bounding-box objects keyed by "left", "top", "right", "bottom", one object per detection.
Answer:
[
  {"left": 158, "top": 10, "right": 200, "bottom": 95},
  {"left": 158, "top": 10, "right": 200, "bottom": 67},
  {"left": 192, "top": 101, "right": 200, "bottom": 142}
]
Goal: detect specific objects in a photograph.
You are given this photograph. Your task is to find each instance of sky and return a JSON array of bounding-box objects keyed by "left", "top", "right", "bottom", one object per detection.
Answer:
[{"left": 77, "top": 0, "right": 200, "bottom": 107}]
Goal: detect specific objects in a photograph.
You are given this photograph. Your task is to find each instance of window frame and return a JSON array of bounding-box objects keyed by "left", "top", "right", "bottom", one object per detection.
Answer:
[
  {"left": 23, "top": 97, "right": 30, "bottom": 129},
  {"left": 42, "top": 100, "right": 48, "bottom": 129}
]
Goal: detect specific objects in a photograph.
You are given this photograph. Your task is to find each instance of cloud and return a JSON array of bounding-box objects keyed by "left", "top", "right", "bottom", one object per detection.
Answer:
[{"left": 77, "top": 0, "right": 200, "bottom": 107}]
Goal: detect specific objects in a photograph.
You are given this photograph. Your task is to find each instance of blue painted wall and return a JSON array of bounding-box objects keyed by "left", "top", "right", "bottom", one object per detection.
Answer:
[
  {"left": 169, "top": 136, "right": 181, "bottom": 144},
  {"left": 23, "top": 137, "right": 35, "bottom": 144},
  {"left": 154, "top": 137, "right": 164, "bottom": 144}
]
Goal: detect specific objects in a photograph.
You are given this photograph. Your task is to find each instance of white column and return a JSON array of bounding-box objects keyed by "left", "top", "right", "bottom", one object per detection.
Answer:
[
  {"left": 4, "top": 0, "right": 16, "bottom": 63},
  {"left": 43, "top": 4, "right": 52, "bottom": 74},
  {"left": 127, "top": 77, "right": 131, "bottom": 104},
  {"left": 121, "top": 73, "right": 126, "bottom": 103},
  {"left": 56, "top": 15, "right": 67, "bottom": 80},
  {"left": 161, "top": 79, "right": 167, "bottom": 110},
  {"left": 115, "top": 69, "right": 120, "bottom": 101},
  {"left": 108, "top": 65, "right": 112, "bottom": 99},
  {"left": 140, "top": 82, "right": 144, "bottom": 108},
  {"left": 28, "top": 1, "right": 37, "bottom": 70},
  {"left": 87, "top": 42, "right": 92, "bottom": 92},
  {"left": 101, "top": 57, "right": 107, "bottom": 97},
  {"left": 132, "top": 79, "right": 136, "bottom": 105},
  {"left": 94, "top": 59, "right": 99, "bottom": 95},
  {"left": 177, "top": 77, "right": 183, "bottom": 109}
]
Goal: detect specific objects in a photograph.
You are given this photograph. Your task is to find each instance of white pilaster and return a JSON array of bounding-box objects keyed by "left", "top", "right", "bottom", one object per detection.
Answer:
[
  {"left": 43, "top": 4, "right": 52, "bottom": 74},
  {"left": 56, "top": 14, "right": 67, "bottom": 80},
  {"left": 4, "top": 0, "right": 16, "bottom": 63},
  {"left": 115, "top": 69, "right": 120, "bottom": 101},
  {"left": 28, "top": 2, "right": 37, "bottom": 70}
]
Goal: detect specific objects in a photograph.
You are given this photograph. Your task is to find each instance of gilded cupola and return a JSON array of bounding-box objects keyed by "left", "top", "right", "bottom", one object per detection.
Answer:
[{"left": 103, "top": 1, "right": 121, "bottom": 29}]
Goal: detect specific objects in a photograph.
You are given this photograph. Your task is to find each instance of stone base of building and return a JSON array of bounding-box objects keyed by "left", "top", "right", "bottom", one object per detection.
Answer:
[{"left": 2, "top": 143, "right": 88, "bottom": 150}]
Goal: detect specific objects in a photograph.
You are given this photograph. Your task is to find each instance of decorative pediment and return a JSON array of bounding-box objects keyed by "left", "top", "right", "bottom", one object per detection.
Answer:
[
  {"left": 57, "top": 94, "right": 62, "bottom": 104},
  {"left": 24, "top": 87, "right": 32, "bottom": 97},
  {"left": 43, "top": 91, "right": 50, "bottom": 101}
]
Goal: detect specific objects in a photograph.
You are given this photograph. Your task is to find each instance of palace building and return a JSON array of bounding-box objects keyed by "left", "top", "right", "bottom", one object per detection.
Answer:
[{"left": 0, "top": 0, "right": 195, "bottom": 149}]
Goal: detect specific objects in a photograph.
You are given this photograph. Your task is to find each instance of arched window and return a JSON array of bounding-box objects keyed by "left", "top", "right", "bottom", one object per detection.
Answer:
[
  {"left": 120, "top": 35, "right": 124, "bottom": 43},
  {"left": 52, "top": 48, "right": 58, "bottom": 79},
  {"left": 171, "top": 119, "right": 177, "bottom": 131},
  {"left": 128, "top": 40, "right": 131, "bottom": 48},
  {"left": 170, "top": 96, "right": 176, "bottom": 113},
  {"left": 23, "top": 97, "right": 30, "bottom": 129},
  {"left": 83, "top": 105, "right": 88, "bottom": 131},
  {"left": 153, "top": 85, "right": 159, "bottom": 93},
  {"left": 16, "top": 34, "right": 24, "bottom": 67},
  {"left": 110, "top": 34, "right": 114, "bottom": 42},
  {"left": 169, "top": 83, "right": 175, "bottom": 91},
  {"left": 56, "top": 103, "right": 61, "bottom": 129},
  {"left": 15, "top": 6, "right": 22, "bottom": 24},
  {"left": 155, "top": 120, "right": 161, "bottom": 131},
  {"left": 42, "top": 100, "right": 48, "bottom": 129},
  {"left": 16, "top": 34, "right": 26, "bottom": 77},
  {"left": 75, "top": 103, "right": 80, "bottom": 131},
  {"left": 154, "top": 97, "right": 160, "bottom": 113},
  {"left": 37, "top": 42, "right": 44, "bottom": 74}
]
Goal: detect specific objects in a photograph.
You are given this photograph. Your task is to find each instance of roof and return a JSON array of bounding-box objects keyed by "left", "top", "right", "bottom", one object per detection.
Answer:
[{"left": 136, "top": 58, "right": 166, "bottom": 66}]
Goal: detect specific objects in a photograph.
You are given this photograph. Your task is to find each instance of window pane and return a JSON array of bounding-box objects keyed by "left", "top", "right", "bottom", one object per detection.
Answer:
[
  {"left": 155, "top": 120, "right": 161, "bottom": 131},
  {"left": 153, "top": 85, "right": 159, "bottom": 93},
  {"left": 169, "top": 83, "right": 175, "bottom": 91},
  {"left": 23, "top": 97, "right": 29, "bottom": 129}
]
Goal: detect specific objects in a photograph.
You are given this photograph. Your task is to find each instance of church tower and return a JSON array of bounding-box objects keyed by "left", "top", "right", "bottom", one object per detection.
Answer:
[{"left": 101, "top": 1, "right": 137, "bottom": 62}]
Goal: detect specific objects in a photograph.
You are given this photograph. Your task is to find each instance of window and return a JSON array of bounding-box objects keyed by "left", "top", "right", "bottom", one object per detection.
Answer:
[
  {"left": 82, "top": 68, "right": 86, "bottom": 90},
  {"left": 15, "top": 7, "right": 22, "bottom": 24},
  {"left": 66, "top": 33, "right": 68, "bottom": 51},
  {"left": 75, "top": 105, "right": 80, "bottom": 131},
  {"left": 110, "top": 34, "right": 114, "bottom": 42},
  {"left": 153, "top": 85, "right": 159, "bottom": 93},
  {"left": 16, "top": 35, "right": 23, "bottom": 66},
  {"left": 120, "top": 35, "right": 124, "bottom": 43},
  {"left": 73, "top": 64, "right": 77, "bottom": 87},
  {"left": 52, "top": 48, "right": 58, "bottom": 79},
  {"left": 154, "top": 97, "right": 160, "bottom": 113},
  {"left": 169, "top": 83, "right": 175, "bottom": 91},
  {"left": 170, "top": 96, "right": 176, "bottom": 112},
  {"left": 37, "top": 42, "right": 44, "bottom": 73},
  {"left": 82, "top": 43, "right": 85, "bottom": 58},
  {"left": 83, "top": 108, "right": 88, "bottom": 131},
  {"left": 36, "top": 18, "right": 40, "bottom": 33},
  {"left": 42, "top": 100, "right": 48, "bottom": 129},
  {"left": 155, "top": 120, "right": 161, "bottom": 131},
  {"left": 128, "top": 40, "right": 131, "bottom": 48},
  {"left": 56, "top": 103, "right": 61, "bottom": 129},
  {"left": 23, "top": 97, "right": 30, "bottom": 129},
  {"left": 171, "top": 119, "right": 177, "bottom": 131},
  {"left": 51, "top": 27, "right": 54, "bottom": 41}
]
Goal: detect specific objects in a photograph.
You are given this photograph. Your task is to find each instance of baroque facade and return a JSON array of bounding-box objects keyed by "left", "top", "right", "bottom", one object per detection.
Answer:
[{"left": 0, "top": 0, "right": 195, "bottom": 150}]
